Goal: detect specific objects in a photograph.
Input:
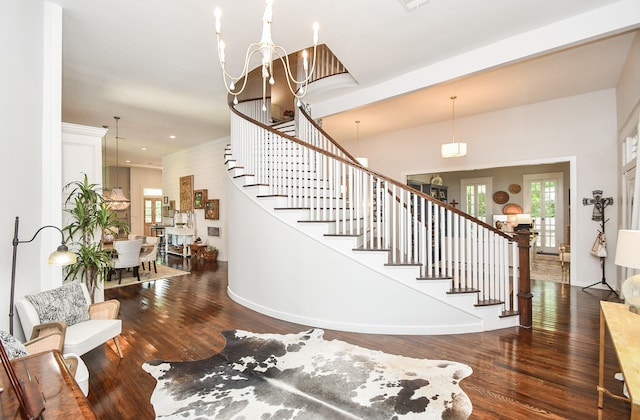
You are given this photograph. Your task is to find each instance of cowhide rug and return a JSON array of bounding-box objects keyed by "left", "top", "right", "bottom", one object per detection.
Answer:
[{"left": 142, "top": 329, "right": 473, "bottom": 419}]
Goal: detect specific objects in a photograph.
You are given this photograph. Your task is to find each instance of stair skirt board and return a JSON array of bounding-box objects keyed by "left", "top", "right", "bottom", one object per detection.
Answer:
[{"left": 227, "top": 169, "right": 518, "bottom": 335}]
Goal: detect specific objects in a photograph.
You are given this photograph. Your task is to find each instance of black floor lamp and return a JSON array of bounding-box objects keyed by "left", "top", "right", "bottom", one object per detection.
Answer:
[{"left": 9, "top": 216, "right": 76, "bottom": 335}]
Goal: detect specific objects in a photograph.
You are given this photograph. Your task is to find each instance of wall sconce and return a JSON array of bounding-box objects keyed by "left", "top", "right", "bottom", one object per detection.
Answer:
[{"left": 9, "top": 216, "right": 76, "bottom": 334}]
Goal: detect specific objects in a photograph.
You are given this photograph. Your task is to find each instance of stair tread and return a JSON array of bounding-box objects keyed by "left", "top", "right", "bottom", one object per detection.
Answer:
[
  {"left": 475, "top": 299, "right": 504, "bottom": 307},
  {"left": 446, "top": 288, "right": 481, "bottom": 294}
]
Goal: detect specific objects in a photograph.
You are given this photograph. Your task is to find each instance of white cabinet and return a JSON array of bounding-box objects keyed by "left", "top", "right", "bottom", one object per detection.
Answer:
[{"left": 164, "top": 227, "right": 195, "bottom": 258}]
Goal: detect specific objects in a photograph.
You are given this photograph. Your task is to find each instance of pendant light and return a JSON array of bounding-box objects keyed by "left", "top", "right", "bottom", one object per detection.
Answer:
[
  {"left": 214, "top": 1, "right": 319, "bottom": 111},
  {"left": 441, "top": 96, "right": 467, "bottom": 158},
  {"left": 107, "top": 116, "right": 130, "bottom": 210},
  {"left": 355, "top": 120, "right": 368, "bottom": 167}
]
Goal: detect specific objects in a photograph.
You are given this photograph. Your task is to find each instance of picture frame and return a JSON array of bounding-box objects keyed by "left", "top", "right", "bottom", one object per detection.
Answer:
[
  {"left": 208, "top": 226, "right": 221, "bottom": 237},
  {"left": 179, "top": 175, "right": 194, "bottom": 212},
  {"left": 440, "top": 191, "right": 446, "bottom": 199},
  {"left": 205, "top": 199, "right": 220, "bottom": 220},
  {"left": 194, "top": 189, "right": 207, "bottom": 209},
  {"left": 430, "top": 188, "right": 437, "bottom": 197}
]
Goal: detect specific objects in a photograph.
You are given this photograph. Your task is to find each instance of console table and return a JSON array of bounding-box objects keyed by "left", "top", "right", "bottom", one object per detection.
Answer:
[
  {"left": 598, "top": 301, "right": 640, "bottom": 419},
  {"left": 164, "top": 226, "right": 195, "bottom": 258},
  {"left": 0, "top": 350, "right": 95, "bottom": 419}
]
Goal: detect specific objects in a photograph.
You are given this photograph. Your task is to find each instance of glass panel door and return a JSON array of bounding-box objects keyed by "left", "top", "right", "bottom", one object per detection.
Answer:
[
  {"left": 144, "top": 198, "right": 163, "bottom": 236},
  {"left": 461, "top": 177, "right": 491, "bottom": 223},
  {"left": 524, "top": 173, "right": 563, "bottom": 254}
]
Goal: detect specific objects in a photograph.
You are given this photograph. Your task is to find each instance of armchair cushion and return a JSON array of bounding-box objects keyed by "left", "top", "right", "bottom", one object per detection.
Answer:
[
  {"left": 24, "top": 282, "right": 89, "bottom": 327},
  {"left": 0, "top": 329, "right": 28, "bottom": 359}
]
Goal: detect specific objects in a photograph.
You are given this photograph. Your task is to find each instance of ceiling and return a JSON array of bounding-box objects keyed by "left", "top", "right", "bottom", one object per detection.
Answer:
[{"left": 52, "top": 0, "right": 639, "bottom": 169}]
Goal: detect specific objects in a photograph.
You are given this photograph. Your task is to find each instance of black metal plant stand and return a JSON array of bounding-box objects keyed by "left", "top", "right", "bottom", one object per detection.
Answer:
[{"left": 581, "top": 190, "right": 617, "bottom": 296}]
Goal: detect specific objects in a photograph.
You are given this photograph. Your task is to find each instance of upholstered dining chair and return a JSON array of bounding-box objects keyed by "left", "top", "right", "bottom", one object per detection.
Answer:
[
  {"left": 109, "top": 239, "right": 143, "bottom": 284},
  {"left": 140, "top": 236, "right": 159, "bottom": 273}
]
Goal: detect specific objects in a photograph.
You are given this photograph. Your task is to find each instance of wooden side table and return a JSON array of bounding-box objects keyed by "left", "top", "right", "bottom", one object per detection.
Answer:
[
  {"left": 598, "top": 301, "right": 640, "bottom": 419},
  {"left": 190, "top": 243, "right": 206, "bottom": 259},
  {"left": 1, "top": 350, "right": 96, "bottom": 419}
]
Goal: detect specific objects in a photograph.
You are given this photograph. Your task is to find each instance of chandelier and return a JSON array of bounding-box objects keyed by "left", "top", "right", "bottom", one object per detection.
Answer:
[
  {"left": 214, "top": 0, "right": 319, "bottom": 111},
  {"left": 106, "top": 116, "right": 130, "bottom": 211},
  {"left": 441, "top": 96, "right": 467, "bottom": 158}
]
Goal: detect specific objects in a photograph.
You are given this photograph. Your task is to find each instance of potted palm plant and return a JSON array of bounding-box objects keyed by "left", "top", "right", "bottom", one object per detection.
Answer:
[{"left": 62, "top": 174, "right": 129, "bottom": 302}]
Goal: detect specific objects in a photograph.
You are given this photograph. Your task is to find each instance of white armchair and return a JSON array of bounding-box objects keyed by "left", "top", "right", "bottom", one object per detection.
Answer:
[{"left": 15, "top": 282, "right": 123, "bottom": 360}]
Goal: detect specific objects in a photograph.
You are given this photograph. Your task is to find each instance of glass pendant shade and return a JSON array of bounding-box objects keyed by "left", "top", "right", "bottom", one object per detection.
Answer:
[
  {"left": 441, "top": 142, "right": 467, "bottom": 158},
  {"left": 106, "top": 188, "right": 130, "bottom": 211},
  {"left": 47, "top": 244, "right": 77, "bottom": 266},
  {"left": 441, "top": 95, "right": 467, "bottom": 158}
]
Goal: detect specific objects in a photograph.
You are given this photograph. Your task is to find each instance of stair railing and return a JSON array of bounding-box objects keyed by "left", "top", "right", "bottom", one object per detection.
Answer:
[{"left": 230, "top": 99, "right": 520, "bottom": 316}]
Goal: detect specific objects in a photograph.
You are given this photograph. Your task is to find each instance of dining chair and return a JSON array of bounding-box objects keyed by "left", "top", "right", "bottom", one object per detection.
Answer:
[
  {"left": 140, "top": 236, "right": 159, "bottom": 273},
  {"left": 109, "top": 239, "right": 143, "bottom": 284}
]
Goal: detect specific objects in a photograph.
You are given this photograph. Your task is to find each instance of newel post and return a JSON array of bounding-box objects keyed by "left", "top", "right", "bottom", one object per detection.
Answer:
[{"left": 516, "top": 229, "right": 532, "bottom": 328}]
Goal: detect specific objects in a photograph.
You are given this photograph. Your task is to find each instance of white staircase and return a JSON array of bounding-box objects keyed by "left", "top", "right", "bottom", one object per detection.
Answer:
[{"left": 225, "top": 101, "right": 521, "bottom": 335}]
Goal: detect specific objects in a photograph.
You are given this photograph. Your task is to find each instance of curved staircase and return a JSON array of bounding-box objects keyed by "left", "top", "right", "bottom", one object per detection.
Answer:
[{"left": 225, "top": 99, "right": 523, "bottom": 334}]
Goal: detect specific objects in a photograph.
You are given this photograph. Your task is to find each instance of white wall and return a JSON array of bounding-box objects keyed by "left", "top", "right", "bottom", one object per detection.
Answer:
[
  {"left": 0, "top": 1, "right": 54, "bottom": 334},
  {"left": 163, "top": 137, "right": 229, "bottom": 260},
  {"left": 350, "top": 90, "right": 618, "bottom": 290}
]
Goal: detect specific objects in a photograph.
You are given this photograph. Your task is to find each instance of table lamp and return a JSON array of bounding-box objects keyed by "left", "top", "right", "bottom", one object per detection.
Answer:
[{"left": 614, "top": 229, "right": 640, "bottom": 314}]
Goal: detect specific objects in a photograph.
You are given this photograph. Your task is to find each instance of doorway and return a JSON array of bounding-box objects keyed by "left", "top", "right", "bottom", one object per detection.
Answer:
[
  {"left": 524, "top": 172, "right": 563, "bottom": 254},
  {"left": 144, "top": 197, "right": 163, "bottom": 236}
]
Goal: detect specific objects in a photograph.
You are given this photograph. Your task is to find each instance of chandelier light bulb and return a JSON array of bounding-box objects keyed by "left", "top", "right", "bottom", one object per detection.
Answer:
[
  {"left": 214, "top": 7, "right": 221, "bottom": 33},
  {"left": 233, "top": 96, "right": 238, "bottom": 105},
  {"left": 313, "top": 22, "right": 319, "bottom": 45}
]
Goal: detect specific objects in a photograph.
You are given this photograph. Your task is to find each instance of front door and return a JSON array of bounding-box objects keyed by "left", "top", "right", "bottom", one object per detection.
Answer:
[
  {"left": 524, "top": 173, "right": 563, "bottom": 254},
  {"left": 144, "top": 197, "right": 163, "bottom": 236}
]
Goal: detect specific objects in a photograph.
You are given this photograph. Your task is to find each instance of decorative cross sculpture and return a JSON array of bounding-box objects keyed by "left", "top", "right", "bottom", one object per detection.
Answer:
[
  {"left": 450, "top": 199, "right": 458, "bottom": 208},
  {"left": 582, "top": 189, "right": 613, "bottom": 221}
]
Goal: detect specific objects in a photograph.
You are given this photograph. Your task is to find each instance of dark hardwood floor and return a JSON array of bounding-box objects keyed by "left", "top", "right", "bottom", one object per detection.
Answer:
[{"left": 84, "top": 255, "right": 630, "bottom": 419}]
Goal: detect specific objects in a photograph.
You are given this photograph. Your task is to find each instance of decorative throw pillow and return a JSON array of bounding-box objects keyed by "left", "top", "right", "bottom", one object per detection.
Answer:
[
  {"left": 25, "top": 282, "right": 90, "bottom": 327},
  {"left": 0, "top": 330, "right": 28, "bottom": 359}
]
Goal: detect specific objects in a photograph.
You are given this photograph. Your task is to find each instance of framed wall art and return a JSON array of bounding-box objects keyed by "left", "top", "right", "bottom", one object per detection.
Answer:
[
  {"left": 179, "top": 175, "right": 194, "bottom": 211},
  {"left": 205, "top": 199, "right": 220, "bottom": 220},
  {"left": 194, "top": 189, "right": 207, "bottom": 209}
]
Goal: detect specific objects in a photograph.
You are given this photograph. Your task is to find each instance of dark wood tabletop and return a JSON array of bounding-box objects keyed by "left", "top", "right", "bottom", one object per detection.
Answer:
[{"left": 0, "top": 350, "right": 95, "bottom": 419}]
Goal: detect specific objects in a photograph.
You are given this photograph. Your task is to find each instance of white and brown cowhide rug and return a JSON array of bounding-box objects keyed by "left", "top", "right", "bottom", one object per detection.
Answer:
[{"left": 142, "top": 329, "right": 473, "bottom": 419}]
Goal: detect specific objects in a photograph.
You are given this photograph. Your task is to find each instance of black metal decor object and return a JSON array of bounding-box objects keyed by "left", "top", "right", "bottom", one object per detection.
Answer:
[{"left": 581, "top": 190, "right": 616, "bottom": 295}]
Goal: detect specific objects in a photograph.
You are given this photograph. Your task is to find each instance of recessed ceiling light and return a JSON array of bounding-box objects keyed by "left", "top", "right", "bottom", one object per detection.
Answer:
[
  {"left": 169, "top": 135, "right": 176, "bottom": 139},
  {"left": 141, "top": 147, "right": 147, "bottom": 151},
  {"left": 125, "top": 160, "right": 131, "bottom": 163}
]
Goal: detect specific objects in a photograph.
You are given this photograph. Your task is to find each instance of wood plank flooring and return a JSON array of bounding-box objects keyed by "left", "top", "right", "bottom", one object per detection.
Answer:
[{"left": 83, "top": 255, "right": 631, "bottom": 419}]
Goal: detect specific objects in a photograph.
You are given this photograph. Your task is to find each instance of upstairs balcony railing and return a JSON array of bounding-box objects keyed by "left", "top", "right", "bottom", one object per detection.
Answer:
[{"left": 231, "top": 98, "right": 527, "bottom": 322}]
